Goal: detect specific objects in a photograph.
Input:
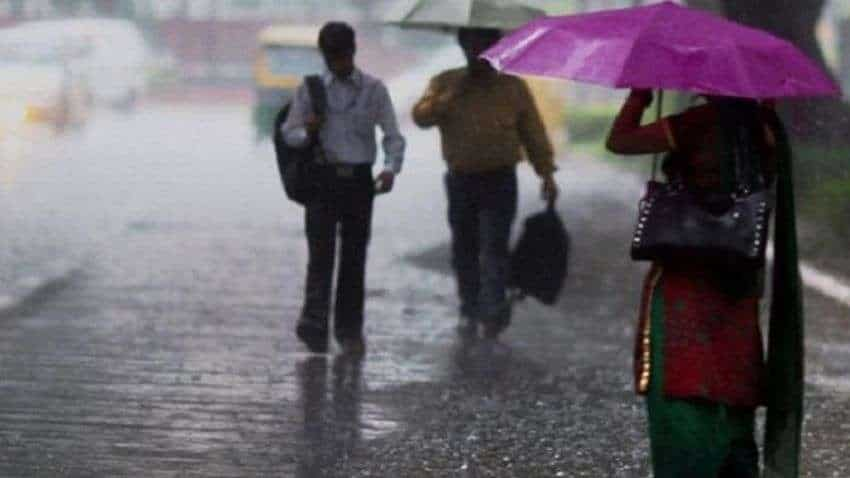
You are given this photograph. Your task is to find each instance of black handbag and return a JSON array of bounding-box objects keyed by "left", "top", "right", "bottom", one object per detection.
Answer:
[
  {"left": 510, "top": 203, "right": 570, "bottom": 305},
  {"left": 631, "top": 126, "right": 771, "bottom": 267},
  {"left": 273, "top": 75, "right": 327, "bottom": 205}
]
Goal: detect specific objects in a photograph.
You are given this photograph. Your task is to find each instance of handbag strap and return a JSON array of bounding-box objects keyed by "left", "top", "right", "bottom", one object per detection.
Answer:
[{"left": 304, "top": 75, "right": 327, "bottom": 116}]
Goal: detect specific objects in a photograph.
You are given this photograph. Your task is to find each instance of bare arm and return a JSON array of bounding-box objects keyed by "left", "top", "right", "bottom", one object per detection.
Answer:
[{"left": 606, "top": 90, "right": 674, "bottom": 155}]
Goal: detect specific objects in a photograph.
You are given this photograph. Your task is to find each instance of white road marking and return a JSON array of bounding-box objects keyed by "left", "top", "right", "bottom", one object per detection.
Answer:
[
  {"left": 800, "top": 262, "right": 850, "bottom": 308},
  {"left": 768, "top": 244, "right": 850, "bottom": 309}
]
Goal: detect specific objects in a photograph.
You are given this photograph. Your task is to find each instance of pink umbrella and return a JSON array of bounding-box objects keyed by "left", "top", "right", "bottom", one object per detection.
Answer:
[{"left": 481, "top": 1, "right": 840, "bottom": 98}]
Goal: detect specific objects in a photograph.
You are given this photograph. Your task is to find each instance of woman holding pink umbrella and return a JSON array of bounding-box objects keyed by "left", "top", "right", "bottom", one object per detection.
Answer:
[
  {"left": 481, "top": 2, "right": 838, "bottom": 476},
  {"left": 607, "top": 90, "right": 784, "bottom": 478}
]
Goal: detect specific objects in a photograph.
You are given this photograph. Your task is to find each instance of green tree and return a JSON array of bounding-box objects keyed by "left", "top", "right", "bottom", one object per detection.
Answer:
[
  {"left": 685, "top": 0, "right": 828, "bottom": 74},
  {"left": 721, "top": 0, "right": 830, "bottom": 75},
  {"left": 687, "top": 0, "right": 848, "bottom": 140}
]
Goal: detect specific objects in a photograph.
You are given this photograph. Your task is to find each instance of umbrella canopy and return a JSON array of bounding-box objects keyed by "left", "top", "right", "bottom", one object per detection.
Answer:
[
  {"left": 481, "top": 1, "right": 840, "bottom": 98},
  {"left": 386, "top": 0, "right": 545, "bottom": 32}
]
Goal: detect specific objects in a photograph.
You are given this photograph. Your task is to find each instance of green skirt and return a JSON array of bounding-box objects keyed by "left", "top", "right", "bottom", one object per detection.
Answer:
[{"left": 646, "top": 283, "right": 759, "bottom": 478}]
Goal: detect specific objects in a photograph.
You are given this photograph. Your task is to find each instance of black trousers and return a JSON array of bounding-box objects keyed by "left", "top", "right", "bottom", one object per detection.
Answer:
[{"left": 301, "top": 165, "right": 374, "bottom": 341}]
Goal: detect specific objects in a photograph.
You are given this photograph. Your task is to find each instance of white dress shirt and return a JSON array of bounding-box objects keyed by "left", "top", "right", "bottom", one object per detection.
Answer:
[{"left": 281, "top": 69, "right": 406, "bottom": 174}]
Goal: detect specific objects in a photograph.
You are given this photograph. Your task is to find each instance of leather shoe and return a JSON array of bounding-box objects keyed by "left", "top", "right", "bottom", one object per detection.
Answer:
[
  {"left": 296, "top": 319, "right": 328, "bottom": 354},
  {"left": 482, "top": 320, "right": 509, "bottom": 340},
  {"left": 339, "top": 336, "right": 366, "bottom": 358}
]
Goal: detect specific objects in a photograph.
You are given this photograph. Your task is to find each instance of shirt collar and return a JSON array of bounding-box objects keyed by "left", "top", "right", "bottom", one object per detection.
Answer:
[{"left": 322, "top": 68, "right": 363, "bottom": 88}]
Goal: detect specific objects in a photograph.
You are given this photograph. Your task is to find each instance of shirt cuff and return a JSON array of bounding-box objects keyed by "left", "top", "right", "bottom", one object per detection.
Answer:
[
  {"left": 383, "top": 157, "right": 402, "bottom": 175},
  {"left": 283, "top": 127, "right": 309, "bottom": 148}
]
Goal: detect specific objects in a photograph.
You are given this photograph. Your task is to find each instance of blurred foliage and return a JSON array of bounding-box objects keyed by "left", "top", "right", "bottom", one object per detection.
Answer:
[
  {"left": 566, "top": 104, "right": 617, "bottom": 144},
  {"left": 794, "top": 143, "right": 850, "bottom": 190},
  {"left": 566, "top": 92, "right": 684, "bottom": 144},
  {"left": 794, "top": 143, "right": 850, "bottom": 237},
  {"left": 803, "top": 178, "right": 850, "bottom": 237}
]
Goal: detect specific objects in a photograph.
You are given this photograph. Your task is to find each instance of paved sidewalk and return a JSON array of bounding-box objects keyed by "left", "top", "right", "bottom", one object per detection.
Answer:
[{"left": 1, "top": 135, "right": 848, "bottom": 476}]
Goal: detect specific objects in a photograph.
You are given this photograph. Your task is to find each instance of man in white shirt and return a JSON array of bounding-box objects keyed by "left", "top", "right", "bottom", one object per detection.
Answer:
[{"left": 281, "top": 22, "right": 405, "bottom": 357}]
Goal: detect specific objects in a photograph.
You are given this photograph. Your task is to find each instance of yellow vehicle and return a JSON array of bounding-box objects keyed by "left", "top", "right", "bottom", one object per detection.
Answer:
[{"left": 253, "top": 25, "right": 323, "bottom": 139}]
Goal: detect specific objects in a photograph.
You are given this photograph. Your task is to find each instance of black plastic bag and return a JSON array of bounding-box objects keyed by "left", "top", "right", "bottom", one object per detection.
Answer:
[{"left": 510, "top": 205, "right": 570, "bottom": 305}]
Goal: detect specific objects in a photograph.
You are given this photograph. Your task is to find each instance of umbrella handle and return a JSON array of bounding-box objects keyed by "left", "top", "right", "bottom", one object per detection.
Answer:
[{"left": 651, "top": 89, "right": 664, "bottom": 181}]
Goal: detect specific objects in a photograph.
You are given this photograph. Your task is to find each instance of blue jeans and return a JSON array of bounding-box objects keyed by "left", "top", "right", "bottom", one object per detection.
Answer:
[{"left": 445, "top": 168, "right": 517, "bottom": 327}]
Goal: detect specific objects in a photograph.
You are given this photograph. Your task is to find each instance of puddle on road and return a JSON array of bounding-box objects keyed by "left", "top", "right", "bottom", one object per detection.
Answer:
[
  {"left": 809, "top": 374, "right": 850, "bottom": 393},
  {"left": 359, "top": 402, "right": 401, "bottom": 440}
]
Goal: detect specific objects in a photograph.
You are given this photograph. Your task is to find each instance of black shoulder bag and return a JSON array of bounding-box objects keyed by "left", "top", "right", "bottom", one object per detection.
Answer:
[
  {"left": 272, "top": 75, "right": 327, "bottom": 205},
  {"left": 630, "top": 94, "right": 771, "bottom": 268}
]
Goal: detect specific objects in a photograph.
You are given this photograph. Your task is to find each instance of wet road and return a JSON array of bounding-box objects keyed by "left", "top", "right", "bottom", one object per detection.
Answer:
[{"left": 1, "top": 96, "right": 849, "bottom": 477}]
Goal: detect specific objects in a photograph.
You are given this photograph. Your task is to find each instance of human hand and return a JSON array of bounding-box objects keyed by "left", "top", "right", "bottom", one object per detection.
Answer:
[
  {"left": 375, "top": 171, "right": 395, "bottom": 194},
  {"left": 421, "top": 93, "right": 450, "bottom": 118},
  {"left": 630, "top": 89, "right": 654, "bottom": 108},
  {"left": 541, "top": 174, "right": 558, "bottom": 205},
  {"left": 429, "top": 82, "right": 462, "bottom": 111}
]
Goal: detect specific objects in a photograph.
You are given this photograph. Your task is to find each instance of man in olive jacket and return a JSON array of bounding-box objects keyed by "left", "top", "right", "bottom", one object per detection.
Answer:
[{"left": 412, "top": 27, "right": 559, "bottom": 340}]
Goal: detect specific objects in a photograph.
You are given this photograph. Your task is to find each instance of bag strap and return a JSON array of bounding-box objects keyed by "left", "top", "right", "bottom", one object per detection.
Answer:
[
  {"left": 303, "top": 75, "right": 327, "bottom": 162},
  {"left": 304, "top": 75, "right": 327, "bottom": 116}
]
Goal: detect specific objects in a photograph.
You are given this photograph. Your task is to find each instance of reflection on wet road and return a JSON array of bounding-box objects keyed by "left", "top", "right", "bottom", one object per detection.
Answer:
[{"left": 296, "top": 356, "right": 370, "bottom": 477}]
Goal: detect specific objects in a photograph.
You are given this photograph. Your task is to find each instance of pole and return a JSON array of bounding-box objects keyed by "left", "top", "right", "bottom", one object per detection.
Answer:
[{"left": 651, "top": 89, "right": 664, "bottom": 180}]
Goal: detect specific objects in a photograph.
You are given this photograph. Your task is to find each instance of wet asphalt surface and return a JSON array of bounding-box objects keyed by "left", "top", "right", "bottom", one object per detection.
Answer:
[{"left": 1, "top": 99, "right": 849, "bottom": 478}]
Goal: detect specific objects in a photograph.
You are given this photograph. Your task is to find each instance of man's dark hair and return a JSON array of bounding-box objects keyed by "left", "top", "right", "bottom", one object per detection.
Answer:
[
  {"left": 319, "top": 22, "right": 356, "bottom": 55},
  {"left": 457, "top": 27, "right": 502, "bottom": 48}
]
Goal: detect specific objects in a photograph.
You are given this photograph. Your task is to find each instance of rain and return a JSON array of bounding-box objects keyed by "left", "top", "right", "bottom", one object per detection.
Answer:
[{"left": 0, "top": 1, "right": 848, "bottom": 477}]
